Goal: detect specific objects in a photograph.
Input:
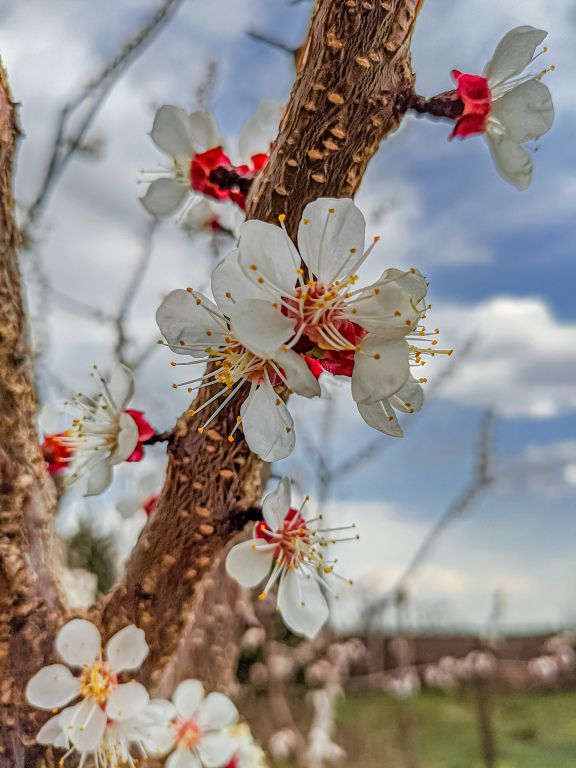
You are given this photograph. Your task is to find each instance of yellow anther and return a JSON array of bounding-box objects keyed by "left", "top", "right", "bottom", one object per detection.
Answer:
[
  {"left": 328, "top": 208, "right": 334, "bottom": 213},
  {"left": 226, "top": 292, "right": 231, "bottom": 298},
  {"left": 297, "top": 268, "right": 304, "bottom": 274},
  {"left": 196, "top": 298, "right": 201, "bottom": 305},
  {"left": 189, "top": 409, "right": 195, "bottom": 416},
  {"left": 350, "top": 248, "right": 357, "bottom": 253},
  {"left": 285, "top": 427, "right": 292, "bottom": 433},
  {"left": 179, "top": 340, "right": 185, "bottom": 346},
  {"left": 259, "top": 592, "right": 267, "bottom": 600},
  {"left": 374, "top": 288, "right": 380, "bottom": 294},
  {"left": 172, "top": 384, "right": 177, "bottom": 389},
  {"left": 252, "top": 544, "right": 256, "bottom": 549},
  {"left": 186, "top": 287, "right": 193, "bottom": 293},
  {"left": 228, "top": 436, "right": 234, "bottom": 442},
  {"left": 258, "top": 277, "right": 264, "bottom": 284},
  {"left": 273, "top": 302, "right": 278, "bottom": 308},
  {"left": 388, "top": 415, "right": 393, "bottom": 421},
  {"left": 303, "top": 219, "right": 309, "bottom": 224},
  {"left": 278, "top": 214, "right": 286, "bottom": 221},
  {"left": 198, "top": 427, "right": 204, "bottom": 434},
  {"left": 355, "top": 344, "right": 362, "bottom": 351},
  {"left": 171, "top": 361, "right": 176, "bottom": 367},
  {"left": 419, "top": 378, "right": 427, "bottom": 383},
  {"left": 374, "top": 236, "right": 380, "bottom": 243},
  {"left": 374, "top": 353, "right": 381, "bottom": 360},
  {"left": 206, "top": 330, "right": 212, "bottom": 336},
  {"left": 405, "top": 320, "right": 411, "bottom": 326},
  {"left": 157, "top": 339, "right": 163, "bottom": 344},
  {"left": 394, "top": 311, "right": 401, "bottom": 317},
  {"left": 432, "top": 340, "right": 438, "bottom": 345},
  {"left": 250, "top": 264, "right": 258, "bottom": 270},
  {"left": 410, "top": 267, "right": 416, "bottom": 274},
  {"left": 237, "top": 416, "right": 242, "bottom": 422},
  {"left": 301, "top": 293, "right": 308, "bottom": 300}
]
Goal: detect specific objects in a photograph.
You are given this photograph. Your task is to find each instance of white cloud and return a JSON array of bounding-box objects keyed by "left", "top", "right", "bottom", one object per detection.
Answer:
[
  {"left": 432, "top": 296, "right": 576, "bottom": 417},
  {"left": 496, "top": 441, "right": 576, "bottom": 498}
]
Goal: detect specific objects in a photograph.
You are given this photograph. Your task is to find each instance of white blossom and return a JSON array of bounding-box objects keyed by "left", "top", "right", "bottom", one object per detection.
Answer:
[
  {"left": 156, "top": 274, "right": 320, "bottom": 462},
  {"left": 230, "top": 198, "right": 447, "bottom": 435},
  {"left": 26, "top": 619, "right": 171, "bottom": 766},
  {"left": 60, "top": 365, "right": 142, "bottom": 496},
  {"left": 226, "top": 476, "right": 357, "bottom": 640}
]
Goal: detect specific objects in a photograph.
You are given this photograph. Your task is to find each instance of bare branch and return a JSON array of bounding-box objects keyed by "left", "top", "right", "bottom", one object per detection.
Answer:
[
  {"left": 23, "top": 0, "right": 184, "bottom": 231},
  {"left": 364, "top": 410, "right": 495, "bottom": 626}
]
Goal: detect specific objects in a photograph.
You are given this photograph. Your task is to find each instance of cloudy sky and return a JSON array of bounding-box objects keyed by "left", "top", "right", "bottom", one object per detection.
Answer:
[{"left": 1, "top": 0, "right": 575, "bottom": 632}]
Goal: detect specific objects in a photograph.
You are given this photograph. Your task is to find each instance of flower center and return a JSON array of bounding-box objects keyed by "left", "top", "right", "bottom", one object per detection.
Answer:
[
  {"left": 210, "top": 344, "right": 281, "bottom": 388},
  {"left": 258, "top": 509, "right": 323, "bottom": 569},
  {"left": 284, "top": 278, "right": 359, "bottom": 352},
  {"left": 79, "top": 660, "right": 116, "bottom": 704},
  {"left": 174, "top": 718, "right": 202, "bottom": 749}
]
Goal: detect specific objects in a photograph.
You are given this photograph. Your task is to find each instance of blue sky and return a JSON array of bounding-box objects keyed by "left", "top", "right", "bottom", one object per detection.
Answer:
[{"left": 1, "top": 0, "right": 575, "bottom": 631}]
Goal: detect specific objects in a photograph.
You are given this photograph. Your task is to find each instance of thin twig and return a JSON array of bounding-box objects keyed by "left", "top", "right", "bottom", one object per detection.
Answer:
[
  {"left": 114, "top": 219, "right": 158, "bottom": 365},
  {"left": 364, "top": 410, "right": 495, "bottom": 627},
  {"left": 23, "top": 0, "right": 184, "bottom": 230},
  {"left": 246, "top": 29, "right": 298, "bottom": 54}
]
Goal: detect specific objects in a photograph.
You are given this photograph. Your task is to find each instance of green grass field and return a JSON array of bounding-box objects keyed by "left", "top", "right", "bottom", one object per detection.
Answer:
[{"left": 268, "top": 689, "right": 576, "bottom": 768}]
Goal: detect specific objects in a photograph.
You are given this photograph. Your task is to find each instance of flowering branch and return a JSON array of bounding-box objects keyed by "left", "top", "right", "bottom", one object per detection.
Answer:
[{"left": 98, "top": 0, "right": 426, "bottom": 689}]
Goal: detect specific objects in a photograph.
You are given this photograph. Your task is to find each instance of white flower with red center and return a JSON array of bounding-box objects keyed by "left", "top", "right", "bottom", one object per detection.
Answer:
[
  {"left": 59, "top": 364, "right": 155, "bottom": 496},
  {"left": 226, "top": 476, "right": 357, "bottom": 639},
  {"left": 450, "top": 26, "right": 554, "bottom": 189},
  {"left": 156, "top": 679, "right": 239, "bottom": 768},
  {"left": 227, "top": 197, "right": 447, "bottom": 435},
  {"left": 155, "top": 276, "right": 320, "bottom": 462},
  {"left": 140, "top": 102, "right": 279, "bottom": 219},
  {"left": 26, "top": 619, "right": 165, "bottom": 765}
]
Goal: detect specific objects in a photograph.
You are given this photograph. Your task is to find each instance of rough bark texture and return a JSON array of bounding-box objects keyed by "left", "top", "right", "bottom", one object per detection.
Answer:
[
  {"left": 0, "top": 61, "right": 68, "bottom": 766},
  {"left": 1, "top": 0, "right": 424, "bottom": 760},
  {"left": 99, "top": 0, "right": 422, "bottom": 689}
]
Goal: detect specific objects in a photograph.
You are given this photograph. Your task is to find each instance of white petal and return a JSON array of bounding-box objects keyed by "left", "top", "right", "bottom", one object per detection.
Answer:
[
  {"left": 238, "top": 115, "right": 270, "bottom": 164},
  {"left": 357, "top": 399, "right": 404, "bottom": 437},
  {"left": 262, "top": 475, "right": 292, "bottom": 530},
  {"left": 67, "top": 698, "right": 107, "bottom": 751},
  {"left": 188, "top": 110, "right": 222, "bottom": 154},
  {"left": 173, "top": 679, "right": 205, "bottom": 719},
  {"left": 26, "top": 665, "right": 80, "bottom": 710},
  {"left": 389, "top": 377, "right": 424, "bottom": 413},
  {"left": 166, "top": 749, "right": 201, "bottom": 768},
  {"left": 143, "top": 699, "right": 178, "bottom": 725},
  {"left": 382, "top": 268, "right": 428, "bottom": 303},
  {"left": 84, "top": 457, "right": 113, "bottom": 497},
  {"left": 229, "top": 299, "right": 295, "bottom": 359},
  {"left": 156, "top": 289, "right": 228, "bottom": 357},
  {"left": 225, "top": 539, "right": 272, "bottom": 587},
  {"left": 36, "top": 714, "right": 68, "bottom": 748},
  {"left": 272, "top": 348, "right": 321, "bottom": 399},
  {"left": 211, "top": 249, "right": 264, "bottom": 316},
  {"left": 110, "top": 412, "right": 139, "bottom": 466},
  {"left": 140, "top": 179, "right": 188, "bottom": 217},
  {"left": 106, "top": 683, "right": 149, "bottom": 721},
  {"left": 106, "top": 624, "right": 149, "bottom": 673},
  {"left": 197, "top": 732, "right": 236, "bottom": 768},
  {"left": 144, "top": 722, "right": 177, "bottom": 755},
  {"left": 297, "top": 198, "right": 365, "bottom": 284},
  {"left": 354, "top": 278, "right": 420, "bottom": 335},
  {"left": 108, "top": 364, "right": 135, "bottom": 411},
  {"left": 351, "top": 337, "right": 410, "bottom": 405},
  {"left": 238, "top": 220, "right": 300, "bottom": 297},
  {"left": 486, "top": 133, "right": 532, "bottom": 190},
  {"left": 483, "top": 26, "right": 547, "bottom": 87},
  {"left": 197, "top": 692, "right": 238, "bottom": 730},
  {"left": 56, "top": 619, "right": 102, "bottom": 668},
  {"left": 277, "top": 570, "right": 329, "bottom": 640},
  {"left": 491, "top": 79, "right": 554, "bottom": 144},
  {"left": 151, "top": 105, "right": 195, "bottom": 158},
  {"left": 39, "top": 404, "right": 61, "bottom": 435},
  {"left": 240, "top": 383, "right": 295, "bottom": 462}
]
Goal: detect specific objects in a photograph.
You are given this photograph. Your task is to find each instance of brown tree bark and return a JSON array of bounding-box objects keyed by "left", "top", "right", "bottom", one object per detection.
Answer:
[
  {"left": 1, "top": 0, "right": 424, "bottom": 761},
  {"left": 0, "top": 61, "right": 68, "bottom": 766}
]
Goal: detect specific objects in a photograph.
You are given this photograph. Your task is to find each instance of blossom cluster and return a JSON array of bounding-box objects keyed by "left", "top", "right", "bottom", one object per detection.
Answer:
[
  {"left": 158, "top": 197, "right": 448, "bottom": 462},
  {"left": 27, "top": 619, "right": 266, "bottom": 768}
]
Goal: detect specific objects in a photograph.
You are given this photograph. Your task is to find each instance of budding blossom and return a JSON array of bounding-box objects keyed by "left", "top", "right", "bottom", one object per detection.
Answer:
[
  {"left": 58, "top": 365, "right": 155, "bottom": 496},
  {"left": 451, "top": 26, "right": 554, "bottom": 189},
  {"left": 156, "top": 272, "right": 320, "bottom": 462},
  {"left": 26, "top": 619, "right": 170, "bottom": 766},
  {"left": 231, "top": 197, "right": 449, "bottom": 437},
  {"left": 224, "top": 722, "right": 269, "bottom": 768},
  {"left": 140, "top": 101, "right": 280, "bottom": 219},
  {"left": 226, "top": 476, "right": 357, "bottom": 639}
]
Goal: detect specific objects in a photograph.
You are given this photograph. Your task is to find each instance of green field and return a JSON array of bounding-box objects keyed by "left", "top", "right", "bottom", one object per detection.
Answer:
[{"left": 268, "top": 690, "right": 576, "bottom": 768}]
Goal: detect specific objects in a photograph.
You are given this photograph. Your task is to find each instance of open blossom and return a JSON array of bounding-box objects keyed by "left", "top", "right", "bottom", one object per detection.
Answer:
[
  {"left": 156, "top": 273, "right": 320, "bottom": 462},
  {"left": 158, "top": 679, "right": 239, "bottom": 768},
  {"left": 26, "top": 619, "right": 169, "bottom": 766},
  {"left": 230, "top": 197, "right": 447, "bottom": 437},
  {"left": 58, "top": 364, "right": 154, "bottom": 496},
  {"left": 140, "top": 101, "right": 280, "bottom": 219},
  {"left": 226, "top": 476, "right": 357, "bottom": 639},
  {"left": 451, "top": 26, "right": 554, "bottom": 189}
]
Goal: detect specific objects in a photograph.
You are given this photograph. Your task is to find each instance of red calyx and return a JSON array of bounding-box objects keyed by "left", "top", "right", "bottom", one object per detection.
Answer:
[
  {"left": 125, "top": 410, "right": 155, "bottom": 463},
  {"left": 229, "top": 153, "right": 269, "bottom": 210},
  {"left": 143, "top": 493, "right": 160, "bottom": 516},
  {"left": 256, "top": 508, "right": 306, "bottom": 543},
  {"left": 191, "top": 147, "right": 234, "bottom": 200},
  {"left": 41, "top": 433, "right": 73, "bottom": 474},
  {"left": 304, "top": 356, "right": 323, "bottom": 379},
  {"left": 319, "top": 321, "right": 366, "bottom": 377},
  {"left": 450, "top": 71, "right": 492, "bottom": 138}
]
